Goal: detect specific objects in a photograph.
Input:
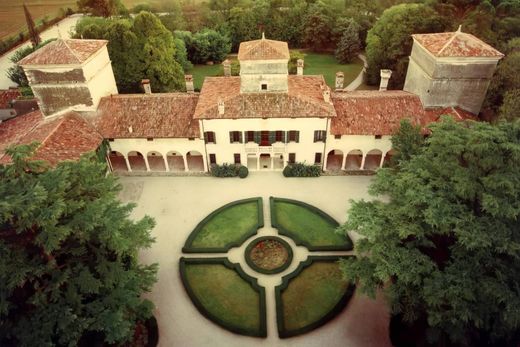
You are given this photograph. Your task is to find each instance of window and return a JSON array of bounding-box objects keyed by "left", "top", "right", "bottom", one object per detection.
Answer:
[
  {"left": 287, "top": 130, "right": 299, "bottom": 143},
  {"left": 375, "top": 135, "right": 382, "bottom": 139},
  {"left": 204, "top": 131, "right": 216, "bottom": 144},
  {"left": 234, "top": 153, "right": 241, "bottom": 164},
  {"left": 209, "top": 154, "right": 216, "bottom": 164},
  {"left": 147, "top": 138, "right": 154, "bottom": 141},
  {"left": 229, "top": 131, "right": 242, "bottom": 143},
  {"left": 288, "top": 153, "right": 296, "bottom": 164},
  {"left": 189, "top": 137, "right": 195, "bottom": 141},
  {"left": 108, "top": 138, "right": 114, "bottom": 142},
  {"left": 246, "top": 131, "right": 255, "bottom": 143},
  {"left": 314, "top": 153, "right": 322, "bottom": 164},
  {"left": 334, "top": 135, "right": 341, "bottom": 140},
  {"left": 314, "top": 130, "right": 326, "bottom": 142},
  {"left": 261, "top": 83, "right": 267, "bottom": 90},
  {"left": 275, "top": 130, "right": 284, "bottom": 143}
]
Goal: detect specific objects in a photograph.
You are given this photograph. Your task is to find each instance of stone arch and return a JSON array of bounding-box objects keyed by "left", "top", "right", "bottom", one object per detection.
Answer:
[
  {"left": 345, "top": 149, "right": 363, "bottom": 170},
  {"left": 363, "top": 149, "right": 383, "bottom": 170},
  {"left": 167, "top": 151, "right": 185, "bottom": 171},
  {"left": 187, "top": 150, "right": 204, "bottom": 171},
  {"left": 147, "top": 151, "right": 166, "bottom": 171},
  {"left": 127, "top": 151, "right": 147, "bottom": 171},
  {"left": 326, "top": 149, "right": 344, "bottom": 171},
  {"left": 108, "top": 151, "right": 128, "bottom": 172},
  {"left": 382, "top": 149, "right": 397, "bottom": 167}
]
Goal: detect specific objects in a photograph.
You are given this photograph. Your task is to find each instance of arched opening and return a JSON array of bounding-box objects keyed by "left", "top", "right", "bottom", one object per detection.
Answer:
[
  {"left": 364, "top": 149, "right": 383, "bottom": 170},
  {"left": 345, "top": 149, "right": 363, "bottom": 170},
  {"left": 187, "top": 151, "right": 204, "bottom": 171},
  {"left": 127, "top": 151, "right": 146, "bottom": 171},
  {"left": 383, "top": 149, "right": 397, "bottom": 167},
  {"left": 108, "top": 151, "right": 128, "bottom": 172},
  {"left": 167, "top": 151, "right": 185, "bottom": 171},
  {"left": 273, "top": 153, "right": 284, "bottom": 170},
  {"left": 247, "top": 154, "right": 258, "bottom": 171},
  {"left": 326, "top": 149, "right": 344, "bottom": 171},
  {"left": 147, "top": 151, "right": 165, "bottom": 171},
  {"left": 259, "top": 153, "right": 271, "bottom": 170}
]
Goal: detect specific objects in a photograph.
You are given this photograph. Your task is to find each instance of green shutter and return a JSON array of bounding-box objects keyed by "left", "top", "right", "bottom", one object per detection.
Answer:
[
  {"left": 296, "top": 131, "right": 300, "bottom": 143},
  {"left": 254, "top": 131, "right": 261, "bottom": 144},
  {"left": 269, "top": 131, "right": 276, "bottom": 145},
  {"left": 313, "top": 131, "right": 317, "bottom": 143},
  {"left": 204, "top": 132, "right": 208, "bottom": 143},
  {"left": 229, "top": 131, "right": 233, "bottom": 143},
  {"left": 239, "top": 132, "right": 243, "bottom": 143},
  {"left": 281, "top": 131, "right": 286, "bottom": 143}
]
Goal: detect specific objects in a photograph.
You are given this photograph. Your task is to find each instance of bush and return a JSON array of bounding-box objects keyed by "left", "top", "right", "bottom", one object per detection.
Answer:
[
  {"left": 283, "top": 163, "right": 321, "bottom": 177},
  {"left": 238, "top": 166, "right": 249, "bottom": 178},
  {"left": 210, "top": 163, "right": 241, "bottom": 177}
]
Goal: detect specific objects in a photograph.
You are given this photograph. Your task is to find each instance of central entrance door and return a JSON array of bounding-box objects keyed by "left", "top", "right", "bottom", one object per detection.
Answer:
[{"left": 260, "top": 131, "right": 270, "bottom": 146}]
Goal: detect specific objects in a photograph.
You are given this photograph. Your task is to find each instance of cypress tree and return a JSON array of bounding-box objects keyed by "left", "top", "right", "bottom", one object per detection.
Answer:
[{"left": 23, "top": 4, "right": 41, "bottom": 48}]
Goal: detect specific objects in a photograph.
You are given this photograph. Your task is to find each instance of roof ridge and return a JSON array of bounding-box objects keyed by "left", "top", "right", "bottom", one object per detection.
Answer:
[
  {"left": 61, "top": 39, "right": 82, "bottom": 63},
  {"left": 243, "top": 38, "right": 286, "bottom": 60},
  {"left": 437, "top": 31, "right": 458, "bottom": 56},
  {"left": 0, "top": 111, "right": 43, "bottom": 162}
]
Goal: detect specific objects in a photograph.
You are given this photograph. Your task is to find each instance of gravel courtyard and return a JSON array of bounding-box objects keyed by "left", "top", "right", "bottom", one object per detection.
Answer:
[{"left": 118, "top": 172, "right": 392, "bottom": 347}]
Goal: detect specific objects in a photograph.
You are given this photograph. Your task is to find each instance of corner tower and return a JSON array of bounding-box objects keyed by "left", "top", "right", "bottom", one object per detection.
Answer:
[
  {"left": 237, "top": 33, "right": 290, "bottom": 93},
  {"left": 403, "top": 28, "right": 503, "bottom": 114},
  {"left": 18, "top": 39, "right": 118, "bottom": 117}
]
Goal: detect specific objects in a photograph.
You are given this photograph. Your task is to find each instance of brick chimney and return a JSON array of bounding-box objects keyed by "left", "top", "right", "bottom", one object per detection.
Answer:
[
  {"left": 222, "top": 59, "right": 231, "bottom": 77},
  {"left": 297, "top": 59, "right": 304, "bottom": 75},
  {"left": 185, "top": 75, "right": 194, "bottom": 93},
  {"left": 142, "top": 79, "right": 151, "bottom": 94},
  {"left": 335, "top": 72, "right": 344, "bottom": 90},
  {"left": 379, "top": 69, "right": 392, "bottom": 91},
  {"left": 218, "top": 99, "right": 225, "bottom": 115}
]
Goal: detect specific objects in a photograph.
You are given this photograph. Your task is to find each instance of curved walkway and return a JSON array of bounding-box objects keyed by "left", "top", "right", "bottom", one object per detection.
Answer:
[{"left": 344, "top": 54, "right": 368, "bottom": 91}]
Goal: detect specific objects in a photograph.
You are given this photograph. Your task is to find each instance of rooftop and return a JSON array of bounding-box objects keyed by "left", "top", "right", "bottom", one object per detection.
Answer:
[
  {"left": 18, "top": 39, "right": 108, "bottom": 66},
  {"left": 412, "top": 28, "right": 504, "bottom": 58},
  {"left": 94, "top": 93, "right": 200, "bottom": 138},
  {"left": 194, "top": 76, "right": 336, "bottom": 119},
  {"left": 238, "top": 34, "right": 290, "bottom": 61},
  {"left": 0, "top": 88, "right": 21, "bottom": 109}
]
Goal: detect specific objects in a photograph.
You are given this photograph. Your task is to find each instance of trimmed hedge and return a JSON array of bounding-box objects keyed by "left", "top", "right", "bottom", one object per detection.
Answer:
[
  {"left": 282, "top": 163, "right": 321, "bottom": 177},
  {"left": 179, "top": 257, "right": 267, "bottom": 337},
  {"left": 238, "top": 165, "right": 249, "bottom": 178},
  {"left": 275, "top": 256, "right": 355, "bottom": 338},
  {"left": 210, "top": 163, "right": 249, "bottom": 178}
]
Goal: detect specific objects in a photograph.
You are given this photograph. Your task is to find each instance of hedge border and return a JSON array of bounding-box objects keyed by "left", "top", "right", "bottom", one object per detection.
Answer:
[
  {"left": 244, "top": 236, "right": 294, "bottom": 275},
  {"left": 275, "top": 256, "right": 356, "bottom": 338},
  {"left": 269, "top": 197, "right": 353, "bottom": 251},
  {"left": 182, "top": 197, "right": 264, "bottom": 253},
  {"left": 179, "top": 257, "right": 267, "bottom": 338}
]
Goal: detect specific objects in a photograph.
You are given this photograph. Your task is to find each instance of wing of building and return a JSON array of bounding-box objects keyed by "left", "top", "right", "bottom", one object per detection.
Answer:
[{"left": 0, "top": 30, "right": 500, "bottom": 172}]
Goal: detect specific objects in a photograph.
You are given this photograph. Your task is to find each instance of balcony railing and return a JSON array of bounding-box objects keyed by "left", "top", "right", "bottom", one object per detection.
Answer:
[{"left": 245, "top": 142, "right": 286, "bottom": 154}]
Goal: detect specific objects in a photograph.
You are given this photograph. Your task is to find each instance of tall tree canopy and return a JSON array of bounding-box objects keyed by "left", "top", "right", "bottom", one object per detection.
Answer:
[
  {"left": 340, "top": 118, "right": 520, "bottom": 346},
  {"left": 0, "top": 144, "right": 157, "bottom": 346},
  {"left": 77, "top": 0, "right": 126, "bottom": 17}
]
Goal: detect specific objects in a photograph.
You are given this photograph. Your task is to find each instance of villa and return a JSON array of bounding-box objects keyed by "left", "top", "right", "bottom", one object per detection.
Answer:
[{"left": 0, "top": 29, "right": 503, "bottom": 172}]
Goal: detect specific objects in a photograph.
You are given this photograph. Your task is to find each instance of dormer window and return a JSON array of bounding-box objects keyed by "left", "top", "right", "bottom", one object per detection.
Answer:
[{"left": 261, "top": 83, "right": 267, "bottom": 91}]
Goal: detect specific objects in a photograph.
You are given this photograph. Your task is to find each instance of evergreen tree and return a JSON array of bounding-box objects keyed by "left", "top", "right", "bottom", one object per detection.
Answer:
[
  {"left": 23, "top": 4, "right": 41, "bottom": 48},
  {"left": 340, "top": 118, "right": 520, "bottom": 346},
  {"left": 0, "top": 144, "right": 158, "bottom": 346},
  {"left": 334, "top": 18, "right": 361, "bottom": 63}
]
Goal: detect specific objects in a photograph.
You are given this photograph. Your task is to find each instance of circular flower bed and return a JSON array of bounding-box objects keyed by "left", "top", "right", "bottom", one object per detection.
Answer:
[{"left": 245, "top": 236, "right": 293, "bottom": 274}]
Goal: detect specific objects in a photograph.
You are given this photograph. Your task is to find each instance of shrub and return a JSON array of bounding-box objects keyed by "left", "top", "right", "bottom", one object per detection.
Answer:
[
  {"left": 283, "top": 162, "right": 321, "bottom": 177},
  {"left": 210, "top": 163, "right": 241, "bottom": 177},
  {"left": 238, "top": 166, "right": 249, "bottom": 178}
]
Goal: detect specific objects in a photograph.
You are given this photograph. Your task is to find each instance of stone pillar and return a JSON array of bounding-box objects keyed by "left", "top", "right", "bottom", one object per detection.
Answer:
[
  {"left": 297, "top": 59, "right": 304, "bottom": 76},
  {"left": 341, "top": 155, "right": 347, "bottom": 170},
  {"left": 142, "top": 79, "right": 151, "bottom": 94},
  {"left": 143, "top": 156, "right": 151, "bottom": 172},
  {"left": 360, "top": 155, "right": 366, "bottom": 170},
  {"left": 379, "top": 153, "right": 386, "bottom": 168},
  {"left": 183, "top": 155, "right": 189, "bottom": 172},
  {"left": 256, "top": 156, "right": 260, "bottom": 171},
  {"left": 124, "top": 156, "right": 132, "bottom": 172},
  {"left": 163, "top": 155, "right": 170, "bottom": 172},
  {"left": 185, "top": 75, "right": 194, "bottom": 93},
  {"left": 223, "top": 59, "right": 231, "bottom": 77},
  {"left": 379, "top": 69, "right": 392, "bottom": 91},
  {"left": 335, "top": 72, "right": 344, "bottom": 90}
]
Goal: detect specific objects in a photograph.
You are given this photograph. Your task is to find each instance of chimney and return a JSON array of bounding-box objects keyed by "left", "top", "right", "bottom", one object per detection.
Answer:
[
  {"left": 297, "top": 59, "right": 304, "bottom": 75},
  {"left": 218, "top": 99, "right": 225, "bottom": 115},
  {"left": 323, "top": 89, "right": 331, "bottom": 103},
  {"left": 379, "top": 69, "right": 392, "bottom": 91},
  {"left": 185, "top": 75, "right": 194, "bottom": 93},
  {"left": 223, "top": 59, "right": 231, "bottom": 77},
  {"left": 335, "top": 72, "right": 344, "bottom": 90},
  {"left": 141, "top": 79, "right": 151, "bottom": 94},
  {"left": 128, "top": 125, "right": 133, "bottom": 134}
]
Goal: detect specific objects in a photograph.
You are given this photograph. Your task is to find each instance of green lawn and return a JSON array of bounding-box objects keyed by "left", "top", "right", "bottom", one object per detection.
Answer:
[
  {"left": 188, "top": 200, "right": 260, "bottom": 249},
  {"left": 185, "top": 51, "right": 363, "bottom": 90},
  {"left": 280, "top": 261, "right": 350, "bottom": 332},
  {"left": 272, "top": 199, "right": 350, "bottom": 249},
  {"left": 184, "top": 263, "right": 262, "bottom": 334}
]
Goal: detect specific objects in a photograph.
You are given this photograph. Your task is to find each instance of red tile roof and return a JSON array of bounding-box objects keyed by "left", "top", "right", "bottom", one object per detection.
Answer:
[
  {"left": 18, "top": 39, "right": 108, "bottom": 66},
  {"left": 412, "top": 30, "right": 503, "bottom": 58},
  {"left": 331, "top": 91, "right": 477, "bottom": 135},
  {"left": 93, "top": 93, "right": 200, "bottom": 138},
  {"left": 238, "top": 36, "right": 290, "bottom": 61},
  {"left": 0, "top": 89, "right": 21, "bottom": 108},
  {"left": 0, "top": 111, "right": 102, "bottom": 165},
  {"left": 194, "top": 76, "right": 336, "bottom": 119}
]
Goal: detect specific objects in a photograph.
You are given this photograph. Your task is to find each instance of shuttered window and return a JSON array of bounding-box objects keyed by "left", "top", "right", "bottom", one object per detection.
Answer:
[
  {"left": 246, "top": 131, "right": 255, "bottom": 142},
  {"left": 288, "top": 153, "right": 296, "bottom": 163},
  {"left": 287, "top": 130, "right": 300, "bottom": 143},
  {"left": 313, "top": 130, "right": 326, "bottom": 142},
  {"left": 275, "top": 130, "right": 285, "bottom": 143},
  {"left": 234, "top": 153, "right": 241, "bottom": 164},
  {"left": 229, "top": 131, "right": 242, "bottom": 143},
  {"left": 254, "top": 131, "right": 261, "bottom": 144},
  {"left": 204, "top": 131, "right": 216, "bottom": 144}
]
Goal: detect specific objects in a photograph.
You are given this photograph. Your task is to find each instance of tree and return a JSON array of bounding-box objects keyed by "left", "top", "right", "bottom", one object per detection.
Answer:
[
  {"left": 23, "top": 4, "right": 41, "bottom": 48},
  {"left": 334, "top": 18, "right": 361, "bottom": 63},
  {"left": 0, "top": 144, "right": 158, "bottom": 346},
  {"left": 499, "top": 89, "right": 520, "bottom": 121},
  {"left": 365, "top": 3, "right": 446, "bottom": 88},
  {"left": 340, "top": 118, "right": 520, "bottom": 346},
  {"left": 191, "top": 29, "right": 231, "bottom": 64},
  {"left": 302, "top": 2, "right": 336, "bottom": 51},
  {"left": 77, "top": 0, "right": 126, "bottom": 17}
]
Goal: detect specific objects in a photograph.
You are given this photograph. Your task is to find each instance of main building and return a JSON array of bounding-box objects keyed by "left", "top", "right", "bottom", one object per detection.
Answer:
[{"left": 0, "top": 29, "right": 503, "bottom": 173}]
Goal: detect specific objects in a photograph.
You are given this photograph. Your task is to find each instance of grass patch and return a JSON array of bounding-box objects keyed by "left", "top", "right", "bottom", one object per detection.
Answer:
[
  {"left": 187, "top": 199, "right": 261, "bottom": 250},
  {"left": 301, "top": 52, "right": 363, "bottom": 89},
  {"left": 271, "top": 199, "right": 350, "bottom": 249},
  {"left": 279, "top": 261, "right": 350, "bottom": 334},
  {"left": 186, "top": 63, "right": 224, "bottom": 90},
  {"left": 183, "top": 262, "right": 263, "bottom": 335}
]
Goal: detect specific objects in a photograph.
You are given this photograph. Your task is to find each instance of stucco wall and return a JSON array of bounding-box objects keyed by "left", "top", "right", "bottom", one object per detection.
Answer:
[{"left": 240, "top": 59, "right": 289, "bottom": 92}]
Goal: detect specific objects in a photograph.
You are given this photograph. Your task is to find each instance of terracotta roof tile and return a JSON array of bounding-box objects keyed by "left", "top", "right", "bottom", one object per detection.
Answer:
[
  {"left": 0, "top": 89, "right": 21, "bottom": 108},
  {"left": 18, "top": 39, "right": 108, "bottom": 66},
  {"left": 413, "top": 31, "right": 503, "bottom": 58},
  {"left": 94, "top": 93, "right": 200, "bottom": 138},
  {"left": 0, "top": 111, "right": 102, "bottom": 165},
  {"left": 238, "top": 36, "right": 290, "bottom": 60},
  {"left": 194, "top": 76, "right": 336, "bottom": 119}
]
